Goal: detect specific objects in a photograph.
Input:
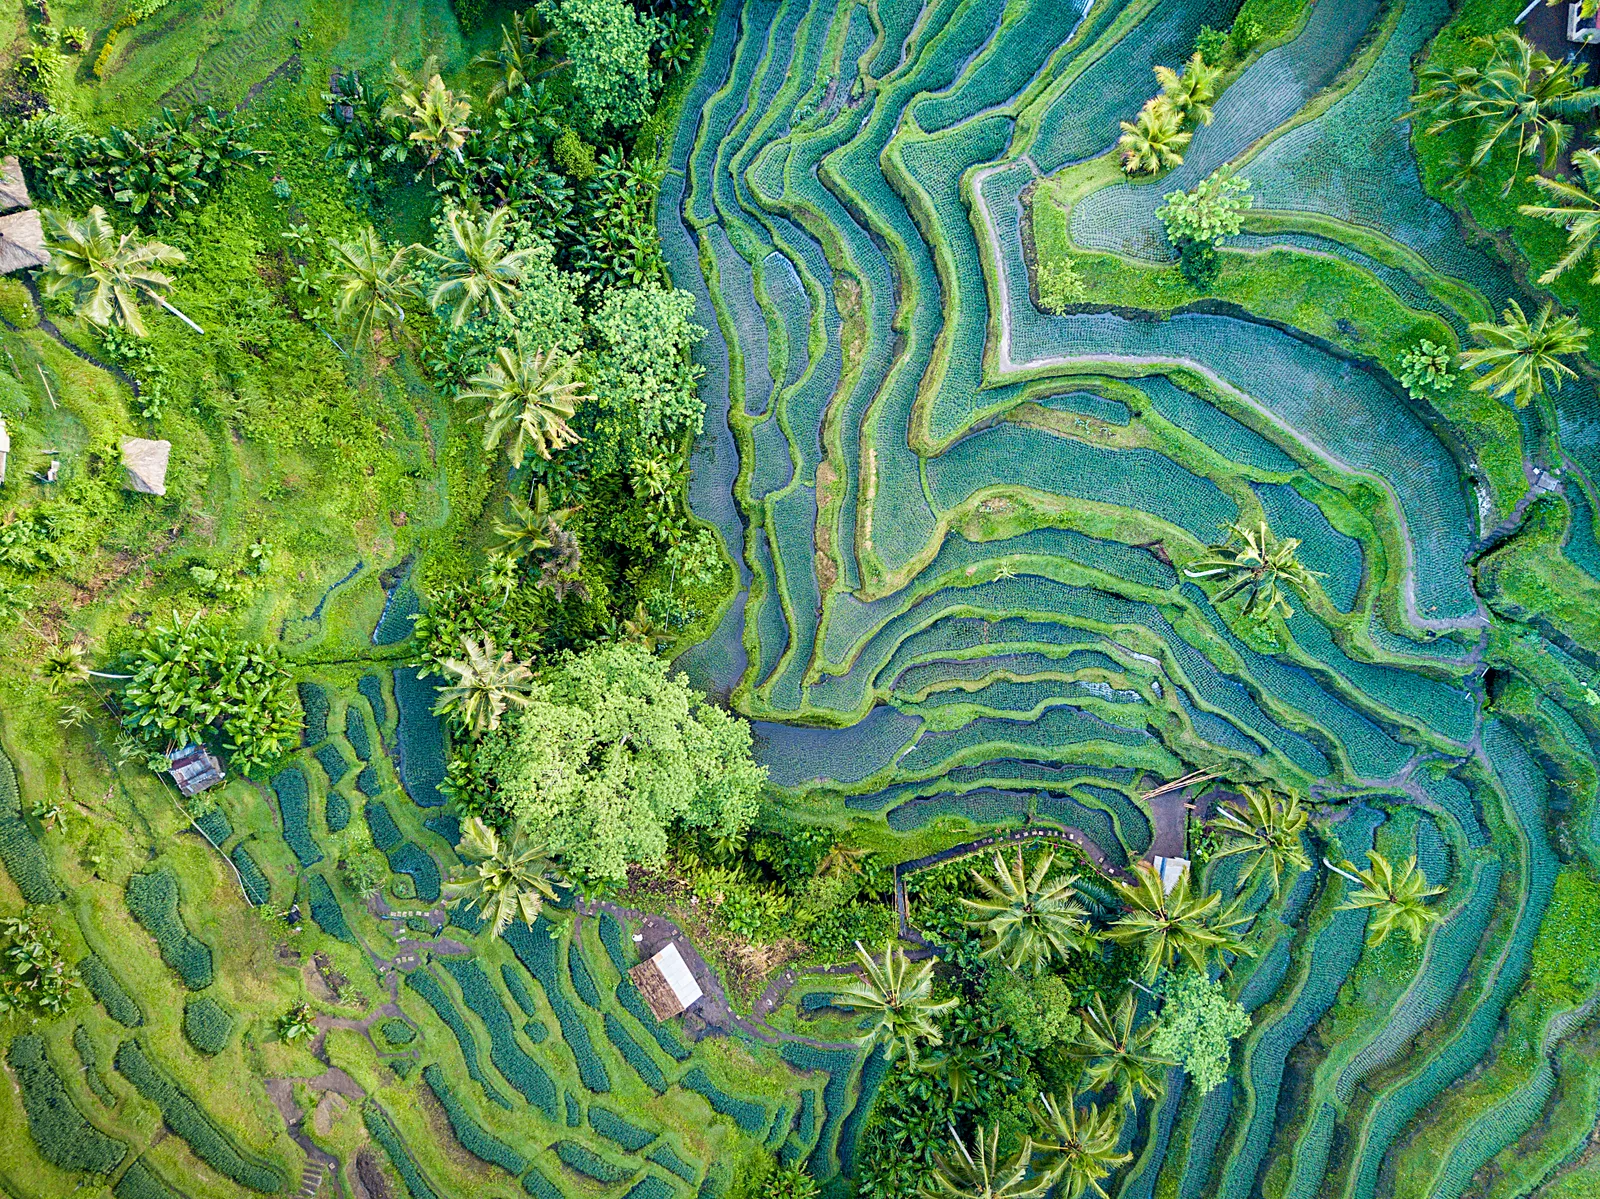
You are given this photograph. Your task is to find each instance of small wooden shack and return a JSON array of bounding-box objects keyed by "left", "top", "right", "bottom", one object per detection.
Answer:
[
  {"left": 168, "top": 743, "right": 225, "bottom": 798},
  {"left": 628, "top": 942, "right": 703, "bottom": 1021}
]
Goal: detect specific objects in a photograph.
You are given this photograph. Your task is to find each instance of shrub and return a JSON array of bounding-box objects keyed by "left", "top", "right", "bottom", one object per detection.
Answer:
[
  {"left": 1531, "top": 870, "right": 1600, "bottom": 1004},
  {"left": 358, "top": 675, "right": 389, "bottom": 729},
  {"left": 114, "top": 1039, "right": 288, "bottom": 1192},
  {"left": 365, "top": 799, "right": 402, "bottom": 851},
  {"left": 344, "top": 705, "right": 373, "bottom": 762},
  {"left": 114, "top": 1158, "right": 184, "bottom": 1199},
  {"left": 590, "top": 1106, "right": 656, "bottom": 1152},
  {"left": 1037, "top": 257, "right": 1085, "bottom": 313},
  {"left": 325, "top": 790, "right": 351, "bottom": 834},
  {"left": 681, "top": 1067, "right": 769, "bottom": 1133},
  {"left": 649, "top": 1143, "right": 697, "bottom": 1182},
  {"left": 356, "top": 764, "right": 383, "bottom": 797},
  {"left": 439, "top": 957, "right": 560, "bottom": 1120},
  {"left": 1398, "top": 339, "right": 1456, "bottom": 400},
  {"left": 553, "top": 129, "right": 598, "bottom": 180},
  {"left": 525, "top": 1018, "right": 549, "bottom": 1042},
  {"left": 616, "top": 978, "right": 690, "bottom": 1061},
  {"left": 79, "top": 954, "right": 143, "bottom": 1026},
  {"left": 1178, "top": 238, "right": 1220, "bottom": 287},
  {"left": 554, "top": 1139, "right": 631, "bottom": 1183},
  {"left": 231, "top": 845, "right": 271, "bottom": 906},
  {"left": 74, "top": 1025, "right": 117, "bottom": 1106},
  {"left": 569, "top": 939, "right": 603, "bottom": 1008},
  {"left": 8, "top": 1034, "right": 127, "bottom": 1174},
  {"left": 422, "top": 1064, "right": 529, "bottom": 1175},
  {"left": 1195, "top": 24, "right": 1229, "bottom": 63},
  {"left": 194, "top": 807, "right": 233, "bottom": 845},
  {"left": 604, "top": 1012, "right": 668, "bottom": 1094},
  {"left": 363, "top": 1102, "right": 439, "bottom": 1199},
  {"left": 299, "top": 683, "right": 329, "bottom": 745},
  {"left": 125, "top": 867, "right": 213, "bottom": 990},
  {"left": 314, "top": 743, "right": 350, "bottom": 787},
  {"left": 0, "top": 914, "right": 79, "bottom": 1020},
  {"left": 272, "top": 767, "right": 322, "bottom": 866},
  {"left": 379, "top": 1017, "right": 415, "bottom": 1045},
  {"left": 0, "top": 745, "right": 60, "bottom": 902},
  {"left": 0, "top": 276, "right": 38, "bottom": 327},
  {"left": 183, "top": 996, "right": 235, "bottom": 1055},
  {"left": 306, "top": 875, "right": 358, "bottom": 945},
  {"left": 504, "top": 920, "right": 611, "bottom": 1092},
  {"left": 403, "top": 969, "right": 512, "bottom": 1109},
  {"left": 119, "top": 615, "right": 299, "bottom": 775}
]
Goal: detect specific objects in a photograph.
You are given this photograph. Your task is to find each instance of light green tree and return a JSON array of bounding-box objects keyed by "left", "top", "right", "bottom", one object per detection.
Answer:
[
  {"left": 1147, "top": 968, "right": 1250, "bottom": 1094},
  {"left": 1156, "top": 167, "right": 1253, "bottom": 248},
  {"left": 444, "top": 816, "right": 565, "bottom": 936},
  {"left": 326, "top": 228, "right": 418, "bottom": 345},
  {"left": 426, "top": 206, "right": 538, "bottom": 327},
  {"left": 1209, "top": 786, "right": 1311, "bottom": 894},
  {"left": 1460, "top": 300, "right": 1589, "bottom": 408},
  {"left": 1106, "top": 860, "right": 1250, "bottom": 980},
  {"left": 1073, "top": 989, "right": 1171, "bottom": 1106},
  {"left": 1326, "top": 850, "right": 1446, "bottom": 947},
  {"left": 923, "top": 1124, "right": 1041, "bottom": 1199},
  {"left": 1154, "top": 52, "right": 1221, "bottom": 126},
  {"left": 835, "top": 940, "right": 958, "bottom": 1067},
  {"left": 962, "top": 847, "right": 1092, "bottom": 976},
  {"left": 539, "top": 0, "right": 661, "bottom": 132},
  {"left": 1183, "top": 521, "right": 1325, "bottom": 623},
  {"left": 1119, "top": 101, "right": 1192, "bottom": 174},
  {"left": 1030, "top": 1091, "right": 1131, "bottom": 1199},
  {"left": 474, "top": 10, "right": 567, "bottom": 105},
  {"left": 478, "top": 643, "right": 766, "bottom": 881},
  {"left": 40, "top": 206, "right": 196, "bottom": 336},
  {"left": 432, "top": 635, "right": 535, "bottom": 736},
  {"left": 464, "top": 346, "right": 590, "bottom": 465},
  {"left": 385, "top": 60, "right": 472, "bottom": 167},
  {"left": 1519, "top": 148, "right": 1600, "bottom": 284}
]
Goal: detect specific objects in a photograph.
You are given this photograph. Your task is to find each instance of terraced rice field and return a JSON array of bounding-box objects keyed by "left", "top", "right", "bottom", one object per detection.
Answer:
[{"left": 663, "top": 0, "right": 1600, "bottom": 1192}]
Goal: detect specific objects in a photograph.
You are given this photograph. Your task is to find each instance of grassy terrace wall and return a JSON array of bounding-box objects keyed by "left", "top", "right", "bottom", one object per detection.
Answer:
[{"left": 660, "top": 0, "right": 1600, "bottom": 1191}]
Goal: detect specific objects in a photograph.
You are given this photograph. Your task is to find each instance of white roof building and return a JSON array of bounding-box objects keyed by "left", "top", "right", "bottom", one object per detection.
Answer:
[{"left": 628, "top": 941, "right": 704, "bottom": 1021}]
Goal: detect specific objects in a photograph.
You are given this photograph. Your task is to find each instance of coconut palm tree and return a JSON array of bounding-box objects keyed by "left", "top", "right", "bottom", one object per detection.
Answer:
[
  {"left": 815, "top": 841, "right": 870, "bottom": 880},
  {"left": 1407, "top": 31, "right": 1600, "bottom": 191},
  {"left": 835, "top": 940, "right": 957, "bottom": 1066},
  {"left": 1460, "top": 300, "right": 1590, "bottom": 408},
  {"left": 473, "top": 10, "right": 569, "bottom": 105},
  {"left": 385, "top": 60, "right": 472, "bottom": 168},
  {"left": 445, "top": 816, "right": 564, "bottom": 936},
  {"left": 1119, "top": 101, "right": 1192, "bottom": 174},
  {"left": 923, "top": 1124, "right": 1042, "bottom": 1199},
  {"left": 1155, "top": 53, "right": 1221, "bottom": 126},
  {"left": 1518, "top": 148, "right": 1600, "bottom": 284},
  {"left": 431, "top": 635, "right": 535, "bottom": 736},
  {"left": 962, "top": 847, "right": 1092, "bottom": 975},
  {"left": 326, "top": 229, "right": 418, "bottom": 345},
  {"left": 1073, "top": 990, "right": 1172, "bottom": 1106},
  {"left": 39, "top": 206, "right": 198, "bottom": 336},
  {"left": 1030, "top": 1091, "right": 1131, "bottom": 1199},
  {"left": 463, "top": 345, "right": 590, "bottom": 466},
  {"left": 1209, "top": 786, "right": 1312, "bottom": 895},
  {"left": 490, "top": 485, "right": 576, "bottom": 566},
  {"left": 1325, "top": 850, "right": 1445, "bottom": 948},
  {"left": 1183, "top": 521, "right": 1325, "bottom": 623},
  {"left": 426, "top": 206, "right": 538, "bottom": 327},
  {"left": 1106, "top": 860, "right": 1249, "bottom": 981}
]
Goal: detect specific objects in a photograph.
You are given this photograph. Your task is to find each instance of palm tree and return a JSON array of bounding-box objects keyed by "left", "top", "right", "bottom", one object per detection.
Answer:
[
  {"left": 835, "top": 939, "right": 957, "bottom": 1066},
  {"left": 1106, "top": 860, "right": 1249, "bottom": 981},
  {"left": 39, "top": 206, "right": 199, "bottom": 336},
  {"left": 962, "top": 847, "right": 1092, "bottom": 975},
  {"left": 463, "top": 346, "right": 590, "bottom": 465},
  {"left": 386, "top": 61, "right": 472, "bottom": 167},
  {"left": 1030, "top": 1091, "right": 1132, "bottom": 1199},
  {"left": 816, "top": 841, "right": 870, "bottom": 880},
  {"left": 1325, "top": 850, "right": 1445, "bottom": 948},
  {"left": 473, "top": 11, "right": 569, "bottom": 105},
  {"left": 1407, "top": 30, "right": 1600, "bottom": 191},
  {"left": 1183, "top": 521, "right": 1325, "bottom": 622},
  {"left": 444, "top": 816, "right": 564, "bottom": 936},
  {"left": 426, "top": 206, "right": 537, "bottom": 326},
  {"left": 1119, "top": 101, "right": 1192, "bottom": 174},
  {"left": 1154, "top": 53, "right": 1220, "bottom": 126},
  {"left": 431, "top": 635, "right": 535, "bottom": 736},
  {"left": 923, "top": 1124, "right": 1042, "bottom": 1199},
  {"left": 1460, "top": 300, "right": 1590, "bottom": 408},
  {"left": 1073, "top": 990, "right": 1171, "bottom": 1106},
  {"left": 326, "top": 229, "right": 418, "bottom": 345},
  {"left": 1519, "top": 148, "right": 1600, "bottom": 284},
  {"left": 1209, "top": 787, "right": 1312, "bottom": 894},
  {"left": 491, "top": 486, "right": 574, "bottom": 565}
]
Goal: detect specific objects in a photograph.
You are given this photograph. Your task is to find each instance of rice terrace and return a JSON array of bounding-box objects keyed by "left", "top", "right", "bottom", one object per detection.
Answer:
[{"left": 4, "top": 0, "right": 1600, "bottom": 1195}]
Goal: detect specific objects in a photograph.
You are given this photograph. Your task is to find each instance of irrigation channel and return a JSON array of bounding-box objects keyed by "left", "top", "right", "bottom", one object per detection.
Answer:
[{"left": 661, "top": 0, "right": 1600, "bottom": 1193}]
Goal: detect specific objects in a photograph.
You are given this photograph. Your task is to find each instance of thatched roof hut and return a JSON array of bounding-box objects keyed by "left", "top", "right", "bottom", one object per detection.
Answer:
[
  {"left": 0, "top": 209, "right": 48, "bottom": 274},
  {"left": 0, "top": 157, "right": 30, "bottom": 213},
  {"left": 0, "top": 416, "right": 9, "bottom": 484},
  {"left": 121, "top": 438, "right": 171, "bottom": 496}
]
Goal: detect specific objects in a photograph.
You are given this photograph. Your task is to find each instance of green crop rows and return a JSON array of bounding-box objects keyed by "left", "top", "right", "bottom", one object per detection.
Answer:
[
  {"left": 8, "top": 1034, "right": 126, "bottom": 1174},
  {"left": 125, "top": 867, "right": 213, "bottom": 990}
]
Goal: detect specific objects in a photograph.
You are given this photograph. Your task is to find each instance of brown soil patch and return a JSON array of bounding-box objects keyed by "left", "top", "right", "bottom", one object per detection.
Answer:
[{"left": 355, "top": 1149, "right": 392, "bottom": 1199}]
